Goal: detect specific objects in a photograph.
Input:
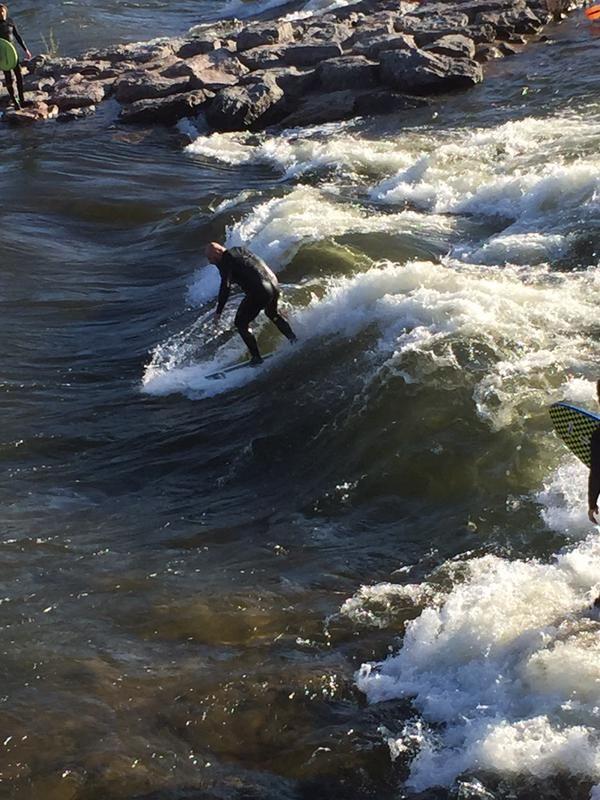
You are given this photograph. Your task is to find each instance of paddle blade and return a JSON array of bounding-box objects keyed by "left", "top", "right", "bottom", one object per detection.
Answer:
[{"left": 585, "top": 4, "right": 600, "bottom": 20}]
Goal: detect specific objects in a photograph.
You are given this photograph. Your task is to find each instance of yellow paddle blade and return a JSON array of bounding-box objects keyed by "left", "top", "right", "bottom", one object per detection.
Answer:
[{"left": 585, "top": 4, "right": 600, "bottom": 19}]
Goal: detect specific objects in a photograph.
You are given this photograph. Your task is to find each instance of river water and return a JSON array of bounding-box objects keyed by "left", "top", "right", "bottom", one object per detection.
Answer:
[{"left": 2, "top": 2, "right": 600, "bottom": 798}]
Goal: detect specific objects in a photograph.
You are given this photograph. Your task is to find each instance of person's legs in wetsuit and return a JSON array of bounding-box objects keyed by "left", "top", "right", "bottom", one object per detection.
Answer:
[
  {"left": 3, "top": 64, "right": 24, "bottom": 108},
  {"left": 3, "top": 68, "right": 18, "bottom": 108},
  {"left": 264, "top": 288, "right": 297, "bottom": 343},
  {"left": 234, "top": 295, "right": 264, "bottom": 364}
]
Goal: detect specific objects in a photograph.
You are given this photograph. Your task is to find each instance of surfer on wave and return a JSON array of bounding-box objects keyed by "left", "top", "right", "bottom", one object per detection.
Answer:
[
  {"left": 0, "top": 4, "right": 31, "bottom": 110},
  {"left": 206, "top": 242, "right": 297, "bottom": 365}
]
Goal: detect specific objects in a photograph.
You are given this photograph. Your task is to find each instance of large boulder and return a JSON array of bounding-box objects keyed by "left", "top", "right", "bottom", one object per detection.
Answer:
[
  {"left": 237, "top": 45, "right": 287, "bottom": 71},
  {"left": 301, "top": 20, "right": 352, "bottom": 45},
  {"left": 84, "top": 41, "right": 175, "bottom": 65},
  {"left": 397, "top": 12, "right": 471, "bottom": 38},
  {"left": 239, "top": 66, "right": 316, "bottom": 98},
  {"left": 48, "top": 76, "right": 106, "bottom": 111},
  {"left": 4, "top": 100, "right": 59, "bottom": 124},
  {"left": 114, "top": 71, "right": 192, "bottom": 104},
  {"left": 119, "top": 89, "right": 212, "bottom": 124},
  {"left": 236, "top": 21, "right": 295, "bottom": 52},
  {"left": 353, "top": 33, "right": 416, "bottom": 58},
  {"left": 423, "top": 34, "right": 477, "bottom": 60},
  {"left": 162, "top": 50, "right": 248, "bottom": 87},
  {"left": 205, "top": 78, "right": 286, "bottom": 131},
  {"left": 380, "top": 49, "right": 483, "bottom": 94},
  {"left": 317, "top": 55, "right": 378, "bottom": 91},
  {"left": 177, "top": 35, "right": 222, "bottom": 58},
  {"left": 282, "top": 42, "right": 344, "bottom": 68}
]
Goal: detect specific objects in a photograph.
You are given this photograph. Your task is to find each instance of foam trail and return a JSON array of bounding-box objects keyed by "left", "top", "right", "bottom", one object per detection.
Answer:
[{"left": 356, "top": 536, "right": 600, "bottom": 791}]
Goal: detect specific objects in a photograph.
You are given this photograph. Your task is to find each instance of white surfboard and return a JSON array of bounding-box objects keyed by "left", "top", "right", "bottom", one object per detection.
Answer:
[{"left": 205, "top": 353, "right": 274, "bottom": 381}]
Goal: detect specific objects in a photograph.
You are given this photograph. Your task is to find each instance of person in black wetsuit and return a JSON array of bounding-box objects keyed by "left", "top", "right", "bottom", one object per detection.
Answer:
[
  {"left": 588, "top": 380, "right": 600, "bottom": 524},
  {"left": 206, "top": 242, "right": 297, "bottom": 365},
  {"left": 0, "top": 4, "right": 32, "bottom": 110}
]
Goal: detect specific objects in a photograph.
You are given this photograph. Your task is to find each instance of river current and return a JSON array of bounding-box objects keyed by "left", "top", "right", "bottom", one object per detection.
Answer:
[{"left": 2, "top": 1, "right": 600, "bottom": 798}]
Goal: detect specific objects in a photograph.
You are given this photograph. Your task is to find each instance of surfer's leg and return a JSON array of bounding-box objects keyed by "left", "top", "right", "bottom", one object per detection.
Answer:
[
  {"left": 3, "top": 69, "right": 19, "bottom": 108},
  {"left": 14, "top": 64, "right": 25, "bottom": 105},
  {"left": 234, "top": 297, "right": 263, "bottom": 363},
  {"left": 264, "top": 290, "right": 297, "bottom": 343}
]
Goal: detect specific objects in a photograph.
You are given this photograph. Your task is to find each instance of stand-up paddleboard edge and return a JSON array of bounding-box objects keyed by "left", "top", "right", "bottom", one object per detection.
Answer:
[
  {"left": 0, "top": 39, "right": 18, "bottom": 72},
  {"left": 549, "top": 402, "right": 600, "bottom": 468}
]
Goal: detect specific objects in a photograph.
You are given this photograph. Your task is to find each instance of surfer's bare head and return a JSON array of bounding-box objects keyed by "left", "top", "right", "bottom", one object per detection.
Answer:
[
  {"left": 0, "top": 5, "right": 8, "bottom": 20},
  {"left": 205, "top": 242, "right": 226, "bottom": 264}
]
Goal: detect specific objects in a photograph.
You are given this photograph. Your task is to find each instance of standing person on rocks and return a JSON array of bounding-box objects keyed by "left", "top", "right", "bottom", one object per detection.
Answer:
[
  {"left": 206, "top": 242, "right": 297, "bottom": 365},
  {"left": 0, "top": 3, "right": 32, "bottom": 110},
  {"left": 588, "top": 380, "right": 600, "bottom": 525}
]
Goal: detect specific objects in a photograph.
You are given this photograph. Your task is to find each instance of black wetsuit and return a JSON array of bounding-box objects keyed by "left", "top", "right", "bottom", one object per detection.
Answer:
[
  {"left": 589, "top": 427, "right": 600, "bottom": 511},
  {"left": 216, "top": 247, "right": 296, "bottom": 360},
  {"left": 0, "top": 17, "right": 28, "bottom": 108}
]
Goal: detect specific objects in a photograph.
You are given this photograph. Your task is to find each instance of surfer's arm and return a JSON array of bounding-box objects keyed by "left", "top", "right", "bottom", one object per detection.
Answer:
[
  {"left": 588, "top": 428, "right": 600, "bottom": 521},
  {"left": 11, "top": 22, "right": 29, "bottom": 55},
  {"left": 215, "top": 268, "right": 231, "bottom": 316}
]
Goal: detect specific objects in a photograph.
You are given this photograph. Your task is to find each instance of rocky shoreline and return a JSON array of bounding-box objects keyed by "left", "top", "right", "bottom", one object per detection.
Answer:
[{"left": 0, "top": 0, "right": 575, "bottom": 129}]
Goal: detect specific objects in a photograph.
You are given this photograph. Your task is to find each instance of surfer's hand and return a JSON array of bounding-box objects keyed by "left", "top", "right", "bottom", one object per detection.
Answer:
[
  {"left": 25, "top": 50, "right": 32, "bottom": 60},
  {"left": 589, "top": 506, "right": 598, "bottom": 524}
]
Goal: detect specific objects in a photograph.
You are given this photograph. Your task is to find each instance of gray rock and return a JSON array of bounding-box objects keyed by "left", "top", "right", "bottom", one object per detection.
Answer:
[
  {"left": 206, "top": 78, "right": 286, "bottom": 131},
  {"left": 423, "top": 34, "right": 476, "bottom": 60},
  {"left": 119, "top": 89, "right": 212, "bottom": 124},
  {"left": 48, "top": 77, "right": 106, "bottom": 111},
  {"left": 115, "top": 72, "right": 193, "bottom": 104},
  {"left": 236, "top": 21, "right": 294, "bottom": 52},
  {"left": 240, "top": 66, "right": 315, "bottom": 97},
  {"left": 282, "top": 42, "right": 344, "bottom": 68},
  {"left": 238, "top": 45, "right": 286, "bottom": 71},
  {"left": 317, "top": 55, "right": 378, "bottom": 91},
  {"left": 177, "top": 36, "right": 221, "bottom": 58},
  {"left": 302, "top": 21, "right": 352, "bottom": 45},
  {"left": 4, "top": 100, "right": 59, "bottom": 124},
  {"left": 380, "top": 48, "right": 483, "bottom": 94},
  {"left": 466, "top": 24, "right": 496, "bottom": 43},
  {"left": 162, "top": 50, "right": 248, "bottom": 88},
  {"left": 475, "top": 43, "right": 504, "bottom": 61},
  {"left": 397, "top": 12, "right": 471, "bottom": 38},
  {"left": 57, "top": 105, "right": 97, "bottom": 122},
  {"left": 353, "top": 33, "right": 416, "bottom": 58},
  {"left": 87, "top": 41, "right": 175, "bottom": 65},
  {"left": 281, "top": 89, "right": 357, "bottom": 127}
]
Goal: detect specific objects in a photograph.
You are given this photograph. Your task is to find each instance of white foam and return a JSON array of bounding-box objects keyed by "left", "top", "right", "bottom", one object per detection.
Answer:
[
  {"left": 291, "top": 259, "right": 600, "bottom": 429},
  {"left": 338, "top": 582, "right": 434, "bottom": 628},
  {"left": 357, "top": 537, "right": 600, "bottom": 790},
  {"left": 537, "top": 460, "right": 590, "bottom": 537}
]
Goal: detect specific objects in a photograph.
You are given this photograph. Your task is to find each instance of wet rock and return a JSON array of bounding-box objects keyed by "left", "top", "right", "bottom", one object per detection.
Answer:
[
  {"left": 302, "top": 20, "right": 353, "bottom": 45},
  {"left": 48, "top": 76, "right": 106, "bottom": 111},
  {"left": 317, "top": 55, "right": 379, "bottom": 91},
  {"left": 380, "top": 48, "right": 483, "bottom": 94},
  {"left": 161, "top": 50, "right": 248, "bottom": 87},
  {"left": 353, "top": 33, "right": 416, "bottom": 58},
  {"left": 236, "top": 21, "right": 295, "bottom": 52},
  {"left": 354, "top": 90, "right": 428, "bottom": 116},
  {"left": 114, "top": 71, "right": 193, "bottom": 104},
  {"left": 238, "top": 45, "right": 287, "bottom": 71},
  {"left": 475, "top": 43, "right": 504, "bottom": 61},
  {"left": 177, "top": 35, "right": 222, "bottom": 58},
  {"left": 497, "top": 41, "right": 522, "bottom": 55},
  {"left": 206, "top": 78, "right": 286, "bottom": 132},
  {"left": 4, "top": 101, "right": 59, "bottom": 124},
  {"left": 466, "top": 23, "right": 497, "bottom": 43},
  {"left": 240, "top": 66, "right": 316, "bottom": 98},
  {"left": 282, "top": 42, "right": 344, "bottom": 68},
  {"left": 423, "top": 34, "right": 477, "bottom": 60},
  {"left": 280, "top": 89, "right": 357, "bottom": 127},
  {"left": 58, "top": 105, "right": 98, "bottom": 122},
  {"left": 119, "top": 89, "right": 212, "bottom": 124},
  {"left": 398, "top": 12, "right": 471, "bottom": 38}
]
